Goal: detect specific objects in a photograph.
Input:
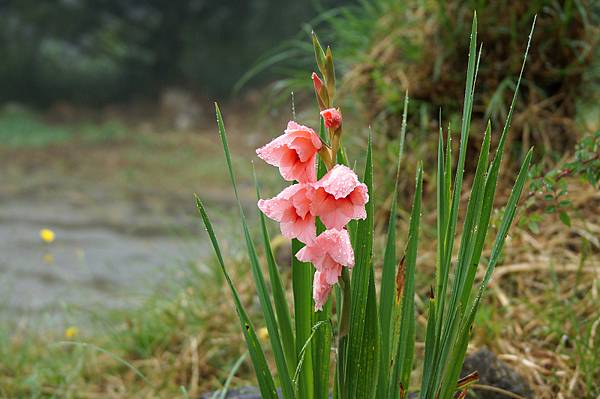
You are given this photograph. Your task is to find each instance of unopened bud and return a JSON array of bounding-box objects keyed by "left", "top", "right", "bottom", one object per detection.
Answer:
[
  {"left": 311, "top": 72, "right": 323, "bottom": 92},
  {"left": 320, "top": 108, "right": 342, "bottom": 130}
]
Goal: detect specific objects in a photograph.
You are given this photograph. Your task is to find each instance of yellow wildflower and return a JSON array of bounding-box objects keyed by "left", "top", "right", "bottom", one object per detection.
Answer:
[
  {"left": 65, "top": 326, "right": 79, "bottom": 338},
  {"left": 40, "top": 229, "right": 55, "bottom": 243},
  {"left": 258, "top": 327, "right": 269, "bottom": 341}
]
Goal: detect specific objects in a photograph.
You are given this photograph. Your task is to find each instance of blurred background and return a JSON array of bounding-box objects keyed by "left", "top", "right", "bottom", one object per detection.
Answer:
[{"left": 0, "top": 0, "right": 598, "bottom": 398}]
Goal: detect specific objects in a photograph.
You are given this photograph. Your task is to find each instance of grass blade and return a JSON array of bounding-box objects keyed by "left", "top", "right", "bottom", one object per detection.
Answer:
[
  {"left": 216, "top": 352, "right": 249, "bottom": 399},
  {"left": 472, "top": 149, "right": 533, "bottom": 311},
  {"left": 215, "top": 104, "right": 294, "bottom": 399},
  {"left": 390, "top": 164, "right": 423, "bottom": 397},
  {"left": 422, "top": 120, "right": 448, "bottom": 398},
  {"left": 253, "top": 168, "right": 296, "bottom": 377},
  {"left": 420, "top": 294, "right": 437, "bottom": 397},
  {"left": 293, "top": 320, "right": 330, "bottom": 387},
  {"left": 195, "top": 197, "right": 277, "bottom": 398},
  {"left": 345, "top": 131, "right": 378, "bottom": 398},
  {"left": 377, "top": 92, "right": 408, "bottom": 398},
  {"left": 439, "top": 148, "right": 533, "bottom": 398},
  {"left": 442, "top": 122, "right": 492, "bottom": 346},
  {"left": 355, "top": 270, "right": 380, "bottom": 398},
  {"left": 292, "top": 238, "right": 315, "bottom": 399},
  {"left": 429, "top": 13, "right": 479, "bottom": 392}
]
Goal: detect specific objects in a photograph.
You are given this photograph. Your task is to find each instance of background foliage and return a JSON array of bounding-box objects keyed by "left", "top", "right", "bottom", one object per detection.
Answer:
[
  {"left": 251, "top": 0, "right": 598, "bottom": 164},
  {"left": 0, "top": 0, "right": 344, "bottom": 105}
]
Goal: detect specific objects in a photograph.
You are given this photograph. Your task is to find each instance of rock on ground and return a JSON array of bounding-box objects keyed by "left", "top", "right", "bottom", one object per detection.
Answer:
[{"left": 461, "top": 347, "right": 533, "bottom": 398}]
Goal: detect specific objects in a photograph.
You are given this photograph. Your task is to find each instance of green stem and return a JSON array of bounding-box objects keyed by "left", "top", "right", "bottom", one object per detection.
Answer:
[
  {"left": 338, "top": 268, "right": 351, "bottom": 338},
  {"left": 336, "top": 267, "right": 351, "bottom": 399}
]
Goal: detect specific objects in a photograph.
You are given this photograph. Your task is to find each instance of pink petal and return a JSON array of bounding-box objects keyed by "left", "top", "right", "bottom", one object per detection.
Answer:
[
  {"left": 281, "top": 215, "right": 316, "bottom": 245},
  {"left": 295, "top": 245, "right": 313, "bottom": 263},
  {"left": 319, "top": 229, "right": 354, "bottom": 268},
  {"left": 257, "top": 198, "right": 290, "bottom": 222},
  {"left": 285, "top": 121, "right": 322, "bottom": 150},
  {"left": 313, "top": 164, "right": 361, "bottom": 199},
  {"left": 259, "top": 184, "right": 316, "bottom": 244},
  {"left": 256, "top": 121, "right": 321, "bottom": 183},
  {"left": 320, "top": 108, "right": 342, "bottom": 129},
  {"left": 313, "top": 271, "right": 333, "bottom": 311},
  {"left": 311, "top": 165, "right": 369, "bottom": 229},
  {"left": 255, "top": 134, "right": 290, "bottom": 167}
]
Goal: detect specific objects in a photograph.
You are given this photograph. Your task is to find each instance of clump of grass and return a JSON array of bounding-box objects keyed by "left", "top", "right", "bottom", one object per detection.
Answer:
[
  {"left": 0, "top": 258, "right": 256, "bottom": 398},
  {"left": 0, "top": 106, "right": 126, "bottom": 148},
  {"left": 469, "top": 180, "right": 600, "bottom": 398},
  {"left": 0, "top": 106, "right": 73, "bottom": 147}
]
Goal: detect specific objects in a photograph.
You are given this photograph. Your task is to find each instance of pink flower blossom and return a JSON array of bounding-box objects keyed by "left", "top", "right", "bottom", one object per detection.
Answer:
[
  {"left": 256, "top": 121, "right": 322, "bottom": 183},
  {"left": 258, "top": 184, "right": 316, "bottom": 244},
  {"left": 296, "top": 228, "right": 354, "bottom": 285},
  {"left": 312, "top": 271, "right": 333, "bottom": 311},
  {"left": 320, "top": 108, "right": 342, "bottom": 130},
  {"left": 310, "top": 165, "right": 369, "bottom": 230}
]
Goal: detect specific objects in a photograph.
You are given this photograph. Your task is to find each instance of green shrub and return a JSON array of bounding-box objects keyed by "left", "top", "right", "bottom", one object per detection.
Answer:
[
  {"left": 0, "top": 1, "right": 343, "bottom": 104},
  {"left": 250, "top": 0, "right": 598, "bottom": 160}
]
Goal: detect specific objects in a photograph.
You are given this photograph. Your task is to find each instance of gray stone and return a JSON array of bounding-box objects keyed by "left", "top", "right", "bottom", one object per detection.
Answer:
[
  {"left": 461, "top": 347, "right": 533, "bottom": 399},
  {"left": 200, "top": 386, "right": 263, "bottom": 399}
]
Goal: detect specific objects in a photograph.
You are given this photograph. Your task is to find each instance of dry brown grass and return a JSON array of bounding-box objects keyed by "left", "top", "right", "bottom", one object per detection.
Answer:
[{"left": 464, "top": 181, "right": 600, "bottom": 398}]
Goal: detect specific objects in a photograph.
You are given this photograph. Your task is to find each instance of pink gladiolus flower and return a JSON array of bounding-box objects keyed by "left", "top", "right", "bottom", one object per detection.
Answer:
[
  {"left": 258, "top": 184, "right": 316, "bottom": 244},
  {"left": 311, "top": 72, "right": 323, "bottom": 93},
  {"left": 312, "top": 271, "right": 333, "bottom": 311},
  {"left": 296, "top": 228, "right": 354, "bottom": 285},
  {"left": 320, "top": 108, "right": 342, "bottom": 130},
  {"left": 310, "top": 165, "right": 369, "bottom": 230},
  {"left": 256, "top": 121, "right": 322, "bottom": 183}
]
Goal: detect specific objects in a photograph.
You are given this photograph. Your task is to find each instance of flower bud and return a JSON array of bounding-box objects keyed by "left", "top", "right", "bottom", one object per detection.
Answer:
[
  {"left": 320, "top": 108, "right": 342, "bottom": 130},
  {"left": 311, "top": 72, "right": 323, "bottom": 93},
  {"left": 311, "top": 72, "right": 329, "bottom": 109}
]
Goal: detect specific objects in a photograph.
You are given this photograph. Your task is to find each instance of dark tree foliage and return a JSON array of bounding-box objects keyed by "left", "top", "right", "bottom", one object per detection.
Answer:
[{"left": 0, "top": 0, "right": 340, "bottom": 104}]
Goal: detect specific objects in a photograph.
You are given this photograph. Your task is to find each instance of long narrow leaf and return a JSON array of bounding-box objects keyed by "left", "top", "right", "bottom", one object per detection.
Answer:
[
  {"left": 390, "top": 164, "right": 423, "bottom": 397},
  {"left": 420, "top": 294, "right": 437, "bottom": 397},
  {"left": 253, "top": 168, "right": 296, "bottom": 377},
  {"left": 439, "top": 148, "right": 533, "bottom": 398},
  {"left": 441, "top": 122, "right": 491, "bottom": 353},
  {"left": 293, "top": 238, "right": 315, "bottom": 399},
  {"left": 195, "top": 197, "right": 278, "bottom": 399},
  {"left": 345, "top": 131, "right": 377, "bottom": 398},
  {"left": 431, "top": 13, "right": 480, "bottom": 391},
  {"left": 355, "top": 270, "right": 380, "bottom": 398},
  {"left": 215, "top": 104, "right": 295, "bottom": 399},
  {"left": 421, "top": 122, "right": 448, "bottom": 398},
  {"left": 377, "top": 92, "right": 409, "bottom": 398}
]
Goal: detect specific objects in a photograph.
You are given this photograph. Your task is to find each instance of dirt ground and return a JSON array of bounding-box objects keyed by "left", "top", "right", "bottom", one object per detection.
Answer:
[{"left": 0, "top": 98, "right": 291, "bottom": 329}]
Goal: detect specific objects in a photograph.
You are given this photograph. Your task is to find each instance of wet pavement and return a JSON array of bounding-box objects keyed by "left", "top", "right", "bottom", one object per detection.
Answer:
[{"left": 0, "top": 193, "right": 207, "bottom": 329}]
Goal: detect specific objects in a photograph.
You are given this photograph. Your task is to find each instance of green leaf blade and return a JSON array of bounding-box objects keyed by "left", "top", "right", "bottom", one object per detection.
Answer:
[
  {"left": 377, "top": 92, "right": 408, "bottom": 399},
  {"left": 215, "top": 104, "right": 295, "bottom": 399},
  {"left": 195, "top": 197, "right": 278, "bottom": 399},
  {"left": 390, "top": 164, "right": 423, "bottom": 397},
  {"left": 254, "top": 170, "right": 296, "bottom": 377},
  {"left": 293, "top": 239, "right": 315, "bottom": 399},
  {"left": 345, "top": 131, "right": 378, "bottom": 398}
]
